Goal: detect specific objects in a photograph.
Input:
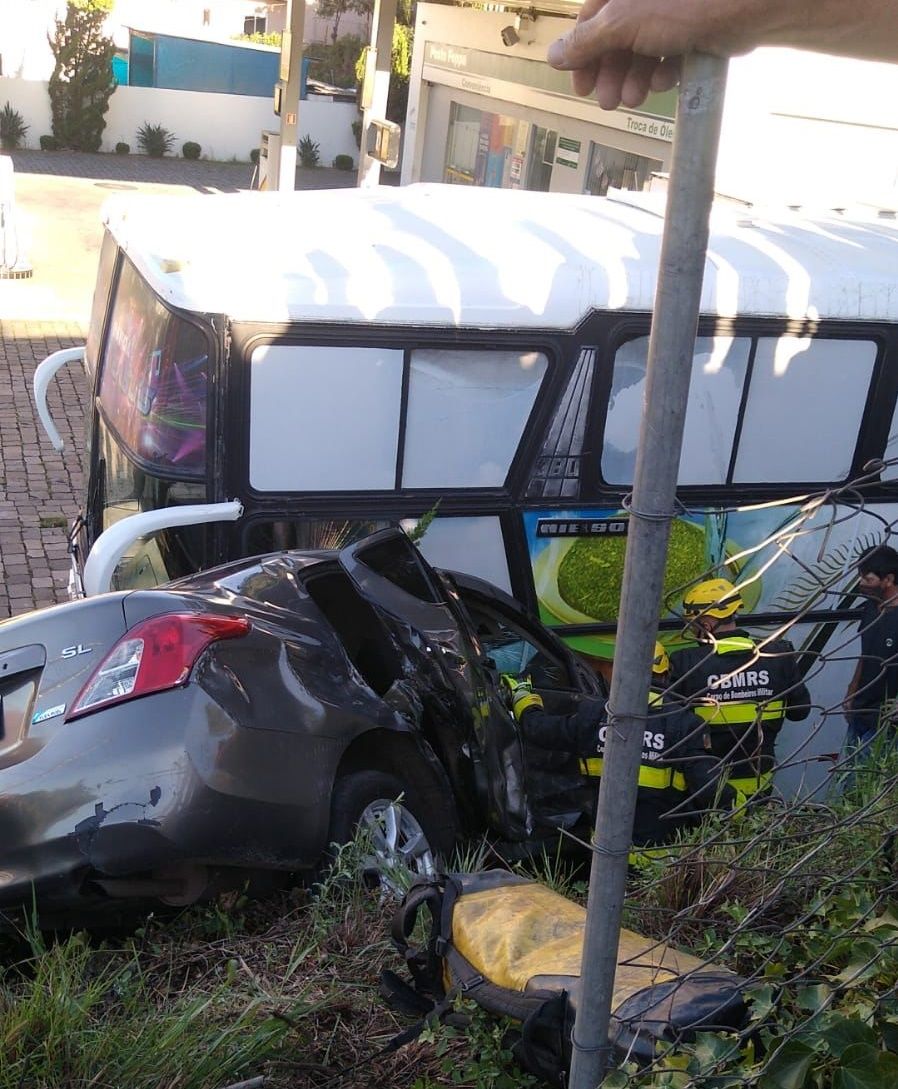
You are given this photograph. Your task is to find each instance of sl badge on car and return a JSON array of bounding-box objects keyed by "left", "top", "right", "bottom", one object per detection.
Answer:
[{"left": 61, "top": 643, "right": 92, "bottom": 659}]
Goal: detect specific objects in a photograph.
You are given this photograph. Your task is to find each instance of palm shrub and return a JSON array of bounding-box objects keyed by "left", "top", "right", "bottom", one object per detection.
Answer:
[
  {"left": 137, "top": 123, "right": 175, "bottom": 158},
  {"left": 298, "top": 135, "right": 320, "bottom": 168},
  {"left": 0, "top": 103, "right": 29, "bottom": 150},
  {"left": 48, "top": 0, "right": 115, "bottom": 152}
]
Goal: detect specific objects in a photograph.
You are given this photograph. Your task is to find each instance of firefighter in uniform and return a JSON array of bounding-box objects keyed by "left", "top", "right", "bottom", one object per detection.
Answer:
[
  {"left": 501, "top": 644, "right": 730, "bottom": 851},
  {"left": 669, "top": 578, "right": 811, "bottom": 801}
]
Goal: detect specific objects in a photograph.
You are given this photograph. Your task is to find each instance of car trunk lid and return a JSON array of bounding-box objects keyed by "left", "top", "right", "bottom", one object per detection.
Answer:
[{"left": 0, "top": 595, "right": 130, "bottom": 768}]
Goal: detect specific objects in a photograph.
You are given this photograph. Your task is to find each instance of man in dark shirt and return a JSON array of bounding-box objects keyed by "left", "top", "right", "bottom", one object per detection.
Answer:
[{"left": 844, "top": 545, "right": 898, "bottom": 752}]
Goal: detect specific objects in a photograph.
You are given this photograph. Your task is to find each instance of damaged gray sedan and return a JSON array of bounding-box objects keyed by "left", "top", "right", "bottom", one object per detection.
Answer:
[{"left": 0, "top": 530, "right": 603, "bottom": 919}]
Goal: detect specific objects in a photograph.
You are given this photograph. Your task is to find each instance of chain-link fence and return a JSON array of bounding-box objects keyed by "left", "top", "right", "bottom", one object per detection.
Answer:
[{"left": 595, "top": 463, "right": 898, "bottom": 1088}]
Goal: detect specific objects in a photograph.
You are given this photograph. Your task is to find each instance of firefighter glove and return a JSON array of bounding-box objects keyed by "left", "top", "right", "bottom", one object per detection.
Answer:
[{"left": 500, "top": 674, "right": 544, "bottom": 721}]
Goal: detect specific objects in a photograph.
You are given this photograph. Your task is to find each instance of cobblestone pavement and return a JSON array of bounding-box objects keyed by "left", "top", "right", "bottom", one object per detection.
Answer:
[
  {"left": 0, "top": 319, "right": 88, "bottom": 617},
  {"left": 7, "top": 149, "right": 358, "bottom": 191},
  {"left": 0, "top": 150, "right": 359, "bottom": 618}
]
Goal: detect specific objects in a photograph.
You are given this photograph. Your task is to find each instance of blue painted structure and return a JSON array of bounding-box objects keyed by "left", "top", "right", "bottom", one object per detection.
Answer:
[{"left": 127, "top": 31, "right": 309, "bottom": 98}]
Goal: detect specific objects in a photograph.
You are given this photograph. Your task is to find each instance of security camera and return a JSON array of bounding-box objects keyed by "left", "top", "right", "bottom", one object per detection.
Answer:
[{"left": 500, "top": 24, "right": 519, "bottom": 46}]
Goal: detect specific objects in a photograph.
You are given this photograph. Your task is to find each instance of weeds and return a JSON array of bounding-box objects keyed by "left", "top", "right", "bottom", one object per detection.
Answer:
[
  {"left": 11, "top": 764, "right": 894, "bottom": 1088},
  {"left": 0, "top": 918, "right": 289, "bottom": 1088},
  {"left": 38, "top": 514, "right": 67, "bottom": 529},
  {"left": 610, "top": 749, "right": 898, "bottom": 1087},
  {"left": 0, "top": 828, "right": 474, "bottom": 1088},
  {"left": 414, "top": 999, "right": 541, "bottom": 1089}
]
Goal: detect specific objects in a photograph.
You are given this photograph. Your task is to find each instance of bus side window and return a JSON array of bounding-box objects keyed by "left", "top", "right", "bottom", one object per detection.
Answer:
[
  {"left": 733, "top": 337, "right": 877, "bottom": 482},
  {"left": 602, "top": 333, "right": 877, "bottom": 487},
  {"left": 602, "top": 335, "right": 751, "bottom": 486}
]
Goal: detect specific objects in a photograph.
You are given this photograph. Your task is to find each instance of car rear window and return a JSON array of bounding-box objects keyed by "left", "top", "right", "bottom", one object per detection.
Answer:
[{"left": 355, "top": 536, "right": 444, "bottom": 604}]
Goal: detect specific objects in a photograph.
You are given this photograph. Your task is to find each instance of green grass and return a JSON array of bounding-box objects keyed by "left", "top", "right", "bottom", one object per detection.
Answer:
[
  {"left": 0, "top": 921, "right": 290, "bottom": 1087},
  {"left": 6, "top": 756, "right": 898, "bottom": 1089},
  {"left": 0, "top": 839, "right": 493, "bottom": 1088}
]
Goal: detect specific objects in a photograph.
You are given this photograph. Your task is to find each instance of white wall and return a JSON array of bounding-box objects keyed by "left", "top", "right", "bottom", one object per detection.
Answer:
[
  {"left": 719, "top": 48, "right": 898, "bottom": 208},
  {"left": 0, "top": 77, "right": 51, "bottom": 144},
  {"left": 0, "top": 77, "right": 358, "bottom": 165}
]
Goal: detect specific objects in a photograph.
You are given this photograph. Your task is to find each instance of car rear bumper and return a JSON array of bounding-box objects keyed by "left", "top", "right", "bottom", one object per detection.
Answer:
[{"left": 0, "top": 685, "right": 341, "bottom": 910}]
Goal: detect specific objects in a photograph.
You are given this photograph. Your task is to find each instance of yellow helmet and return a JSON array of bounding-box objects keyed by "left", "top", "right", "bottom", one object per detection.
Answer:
[
  {"left": 682, "top": 578, "right": 743, "bottom": 620},
  {"left": 652, "top": 641, "right": 670, "bottom": 676}
]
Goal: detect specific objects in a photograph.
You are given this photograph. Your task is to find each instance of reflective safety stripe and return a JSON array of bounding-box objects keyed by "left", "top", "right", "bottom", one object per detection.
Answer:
[
  {"left": 578, "top": 757, "right": 687, "bottom": 792},
  {"left": 512, "top": 692, "right": 543, "bottom": 719},
  {"left": 728, "top": 771, "right": 773, "bottom": 797},
  {"left": 695, "top": 699, "right": 785, "bottom": 724},
  {"left": 714, "top": 636, "right": 756, "bottom": 654}
]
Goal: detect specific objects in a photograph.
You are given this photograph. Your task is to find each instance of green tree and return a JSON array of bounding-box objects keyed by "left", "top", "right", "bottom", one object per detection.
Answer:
[
  {"left": 316, "top": 0, "right": 373, "bottom": 44},
  {"left": 354, "top": 0, "right": 414, "bottom": 125},
  {"left": 306, "top": 35, "right": 367, "bottom": 89},
  {"left": 48, "top": 0, "right": 116, "bottom": 152}
]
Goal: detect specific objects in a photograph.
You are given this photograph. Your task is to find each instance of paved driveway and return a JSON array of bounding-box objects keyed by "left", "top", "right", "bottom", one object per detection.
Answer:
[{"left": 0, "top": 149, "right": 357, "bottom": 616}]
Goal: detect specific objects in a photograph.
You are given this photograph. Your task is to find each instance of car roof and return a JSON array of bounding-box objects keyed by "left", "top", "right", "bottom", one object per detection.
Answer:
[{"left": 102, "top": 184, "right": 898, "bottom": 328}]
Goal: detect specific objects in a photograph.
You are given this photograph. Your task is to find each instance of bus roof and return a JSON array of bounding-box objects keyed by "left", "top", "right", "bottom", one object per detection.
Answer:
[{"left": 102, "top": 184, "right": 898, "bottom": 328}]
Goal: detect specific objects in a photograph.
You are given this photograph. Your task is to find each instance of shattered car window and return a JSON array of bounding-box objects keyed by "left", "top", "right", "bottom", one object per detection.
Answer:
[
  {"left": 463, "top": 596, "right": 574, "bottom": 690},
  {"left": 355, "top": 536, "right": 444, "bottom": 605}
]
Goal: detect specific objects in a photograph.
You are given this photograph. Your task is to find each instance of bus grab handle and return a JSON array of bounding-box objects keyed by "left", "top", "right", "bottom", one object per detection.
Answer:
[
  {"left": 33, "top": 347, "right": 86, "bottom": 452},
  {"left": 83, "top": 500, "right": 244, "bottom": 597}
]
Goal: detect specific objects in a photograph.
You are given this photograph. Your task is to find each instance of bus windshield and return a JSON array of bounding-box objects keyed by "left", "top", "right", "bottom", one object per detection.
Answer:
[{"left": 98, "top": 257, "right": 210, "bottom": 477}]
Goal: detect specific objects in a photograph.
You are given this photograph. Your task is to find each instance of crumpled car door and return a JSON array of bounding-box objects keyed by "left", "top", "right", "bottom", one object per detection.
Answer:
[{"left": 339, "top": 530, "right": 532, "bottom": 841}]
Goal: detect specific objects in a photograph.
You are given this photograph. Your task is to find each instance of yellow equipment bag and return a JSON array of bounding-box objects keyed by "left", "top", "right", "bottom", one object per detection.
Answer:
[{"left": 389, "top": 870, "right": 746, "bottom": 1085}]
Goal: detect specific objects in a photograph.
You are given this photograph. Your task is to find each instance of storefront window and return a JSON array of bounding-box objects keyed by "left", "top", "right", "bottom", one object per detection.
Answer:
[
  {"left": 525, "top": 126, "right": 555, "bottom": 192},
  {"left": 443, "top": 103, "right": 531, "bottom": 189},
  {"left": 584, "top": 141, "right": 662, "bottom": 197}
]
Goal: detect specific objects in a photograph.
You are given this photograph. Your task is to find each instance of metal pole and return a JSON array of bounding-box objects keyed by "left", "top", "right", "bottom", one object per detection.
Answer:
[
  {"left": 357, "top": 0, "right": 399, "bottom": 187},
  {"left": 277, "top": 0, "right": 307, "bottom": 191},
  {"left": 567, "top": 52, "right": 729, "bottom": 1089}
]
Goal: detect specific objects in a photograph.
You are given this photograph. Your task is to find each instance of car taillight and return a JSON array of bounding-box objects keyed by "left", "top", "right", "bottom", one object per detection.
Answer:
[{"left": 66, "top": 613, "right": 251, "bottom": 721}]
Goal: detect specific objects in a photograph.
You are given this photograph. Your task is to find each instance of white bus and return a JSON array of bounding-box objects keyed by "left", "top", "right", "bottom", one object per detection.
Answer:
[{"left": 35, "top": 183, "right": 898, "bottom": 792}]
